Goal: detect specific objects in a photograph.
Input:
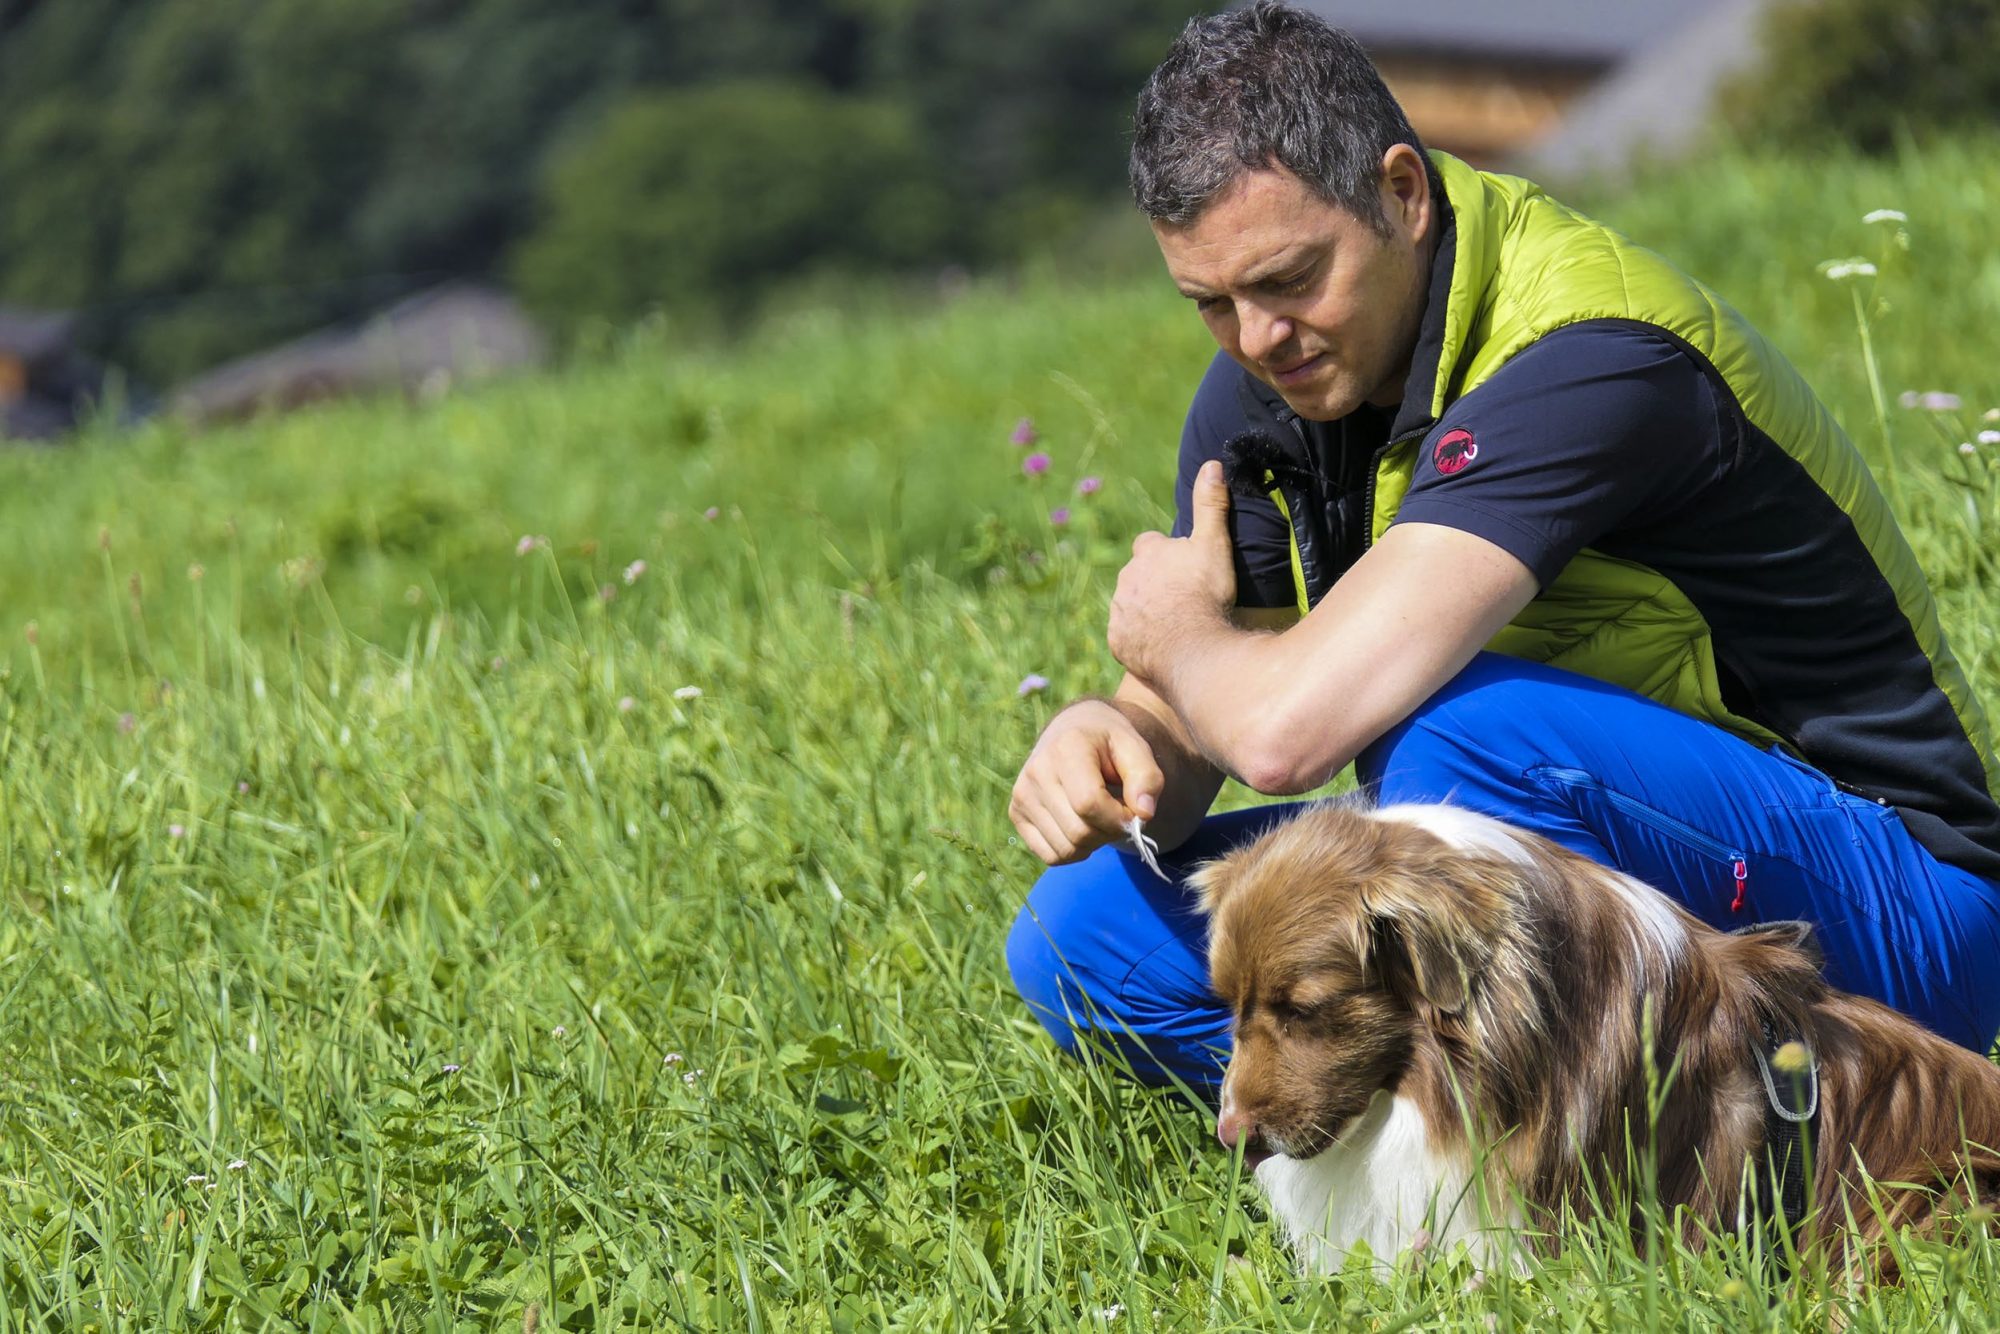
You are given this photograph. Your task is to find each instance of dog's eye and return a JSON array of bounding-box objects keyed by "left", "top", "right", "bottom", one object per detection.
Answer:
[{"left": 1270, "top": 989, "right": 1347, "bottom": 1023}]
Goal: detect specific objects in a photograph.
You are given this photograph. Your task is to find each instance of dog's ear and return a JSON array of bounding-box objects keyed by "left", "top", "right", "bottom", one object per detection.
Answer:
[
  {"left": 1730, "top": 918, "right": 1826, "bottom": 970},
  {"left": 1353, "top": 863, "right": 1502, "bottom": 1016},
  {"left": 1185, "top": 857, "right": 1237, "bottom": 918}
]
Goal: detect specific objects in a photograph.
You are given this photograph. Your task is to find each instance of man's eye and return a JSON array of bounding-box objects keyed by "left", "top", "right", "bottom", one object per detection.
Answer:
[
  {"left": 1269, "top": 270, "right": 1315, "bottom": 296},
  {"left": 1195, "top": 295, "right": 1228, "bottom": 314}
]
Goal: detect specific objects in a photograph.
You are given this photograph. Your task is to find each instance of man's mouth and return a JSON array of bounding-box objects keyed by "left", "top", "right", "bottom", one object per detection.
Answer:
[{"left": 1270, "top": 353, "right": 1324, "bottom": 386}]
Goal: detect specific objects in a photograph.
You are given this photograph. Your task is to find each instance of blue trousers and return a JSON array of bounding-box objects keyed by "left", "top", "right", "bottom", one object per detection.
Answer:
[{"left": 1007, "top": 653, "right": 2000, "bottom": 1095}]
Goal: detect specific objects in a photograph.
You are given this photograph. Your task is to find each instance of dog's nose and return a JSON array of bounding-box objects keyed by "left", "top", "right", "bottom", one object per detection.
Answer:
[{"left": 1217, "top": 1111, "right": 1274, "bottom": 1168}]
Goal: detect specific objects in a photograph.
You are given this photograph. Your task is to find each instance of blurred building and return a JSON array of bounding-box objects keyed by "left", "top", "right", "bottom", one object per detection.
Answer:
[
  {"left": 1297, "top": 0, "right": 1772, "bottom": 177},
  {"left": 172, "top": 282, "right": 548, "bottom": 426},
  {"left": 0, "top": 307, "right": 128, "bottom": 443}
]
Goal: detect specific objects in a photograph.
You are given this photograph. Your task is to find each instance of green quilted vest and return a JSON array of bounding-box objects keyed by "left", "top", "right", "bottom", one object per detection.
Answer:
[{"left": 1347, "top": 152, "right": 1999, "bottom": 791}]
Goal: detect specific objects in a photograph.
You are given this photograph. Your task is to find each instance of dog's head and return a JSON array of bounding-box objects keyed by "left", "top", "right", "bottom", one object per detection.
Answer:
[{"left": 1192, "top": 804, "right": 1518, "bottom": 1162}]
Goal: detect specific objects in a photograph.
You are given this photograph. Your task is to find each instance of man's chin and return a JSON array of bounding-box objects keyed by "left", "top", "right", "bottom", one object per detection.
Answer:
[
  {"left": 1277, "top": 394, "right": 1354, "bottom": 424},
  {"left": 1268, "top": 377, "right": 1363, "bottom": 423}
]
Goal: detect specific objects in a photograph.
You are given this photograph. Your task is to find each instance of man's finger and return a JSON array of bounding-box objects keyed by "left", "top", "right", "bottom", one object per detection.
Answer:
[
  {"left": 1104, "top": 727, "right": 1163, "bottom": 821},
  {"left": 1019, "top": 789, "right": 1079, "bottom": 864},
  {"left": 1053, "top": 753, "right": 1131, "bottom": 842},
  {"left": 1188, "top": 458, "right": 1232, "bottom": 546},
  {"left": 1017, "top": 819, "right": 1061, "bottom": 866}
]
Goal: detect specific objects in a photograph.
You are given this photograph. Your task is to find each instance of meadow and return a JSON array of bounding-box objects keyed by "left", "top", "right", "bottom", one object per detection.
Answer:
[{"left": 4, "top": 140, "right": 2000, "bottom": 1330}]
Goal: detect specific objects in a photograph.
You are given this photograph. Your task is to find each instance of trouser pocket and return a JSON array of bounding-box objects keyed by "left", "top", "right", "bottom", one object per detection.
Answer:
[{"left": 1529, "top": 765, "right": 1751, "bottom": 925}]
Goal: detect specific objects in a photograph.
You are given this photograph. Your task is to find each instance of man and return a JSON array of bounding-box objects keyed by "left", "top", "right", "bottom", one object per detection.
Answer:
[{"left": 1005, "top": 1, "right": 2000, "bottom": 1094}]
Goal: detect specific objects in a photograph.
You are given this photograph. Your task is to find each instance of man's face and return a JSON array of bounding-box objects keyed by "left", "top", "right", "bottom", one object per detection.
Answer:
[{"left": 1154, "top": 156, "right": 1431, "bottom": 422}]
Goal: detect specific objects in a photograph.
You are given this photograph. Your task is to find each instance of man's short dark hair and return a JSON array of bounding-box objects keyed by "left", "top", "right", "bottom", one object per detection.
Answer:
[{"left": 1130, "top": 1, "right": 1428, "bottom": 231}]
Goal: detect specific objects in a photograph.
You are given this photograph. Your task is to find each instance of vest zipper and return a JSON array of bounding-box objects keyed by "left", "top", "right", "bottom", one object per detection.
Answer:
[{"left": 1362, "top": 429, "right": 1424, "bottom": 556}]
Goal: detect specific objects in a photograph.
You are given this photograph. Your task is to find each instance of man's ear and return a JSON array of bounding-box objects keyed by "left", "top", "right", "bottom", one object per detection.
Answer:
[
  {"left": 1377, "top": 143, "right": 1431, "bottom": 242},
  {"left": 1353, "top": 864, "right": 1497, "bottom": 1016}
]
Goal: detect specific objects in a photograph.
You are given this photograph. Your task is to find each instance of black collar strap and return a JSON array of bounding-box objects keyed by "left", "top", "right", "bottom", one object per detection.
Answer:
[{"left": 1753, "top": 1017, "right": 1820, "bottom": 1238}]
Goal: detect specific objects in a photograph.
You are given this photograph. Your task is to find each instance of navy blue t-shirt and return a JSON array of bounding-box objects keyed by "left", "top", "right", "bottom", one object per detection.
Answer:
[
  {"left": 1168, "top": 320, "right": 2000, "bottom": 881},
  {"left": 1173, "top": 322, "right": 1721, "bottom": 600}
]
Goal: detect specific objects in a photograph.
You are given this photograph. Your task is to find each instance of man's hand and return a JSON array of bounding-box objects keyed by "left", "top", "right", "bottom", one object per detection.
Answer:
[
  {"left": 1108, "top": 459, "right": 1237, "bottom": 684},
  {"left": 1008, "top": 699, "right": 1166, "bottom": 865}
]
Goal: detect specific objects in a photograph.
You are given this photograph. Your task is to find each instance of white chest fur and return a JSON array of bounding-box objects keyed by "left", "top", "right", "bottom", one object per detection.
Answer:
[{"left": 1253, "top": 1090, "right": 1518, "bottom": 1273}]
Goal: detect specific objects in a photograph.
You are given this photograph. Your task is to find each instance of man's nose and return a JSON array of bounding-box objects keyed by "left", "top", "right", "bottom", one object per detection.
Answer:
[{"left": 1236, "top": 302, "right": 1292, "bottom": 364}]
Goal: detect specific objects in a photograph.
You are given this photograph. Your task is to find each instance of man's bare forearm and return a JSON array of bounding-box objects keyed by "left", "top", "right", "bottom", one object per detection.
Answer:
[{"left": 1109, "top": 674, "right": 1225, "bottom": 852}]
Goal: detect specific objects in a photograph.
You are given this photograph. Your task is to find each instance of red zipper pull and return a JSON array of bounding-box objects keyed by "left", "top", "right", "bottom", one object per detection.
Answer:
[{"left": 1730, "top": 859, "right": 1749, "bottom": 912}]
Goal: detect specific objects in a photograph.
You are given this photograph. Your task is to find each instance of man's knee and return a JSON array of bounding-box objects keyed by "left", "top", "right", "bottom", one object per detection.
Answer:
[
  {"left": 1006, "top": 857, "right": 1112, "bottom": 1049},
  {"left": 1005, "top": 848, "right": 1233, "bottom": 1092}
]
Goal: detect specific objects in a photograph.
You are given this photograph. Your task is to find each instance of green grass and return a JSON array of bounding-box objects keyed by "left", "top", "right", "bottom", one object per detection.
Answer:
[{"left": 4, "top": 138, "right": 2000, "bottom": 1329}]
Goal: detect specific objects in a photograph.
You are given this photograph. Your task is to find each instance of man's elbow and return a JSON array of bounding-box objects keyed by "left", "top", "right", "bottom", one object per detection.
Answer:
[{"left": 1229, "top": 722, "right": 1353, "bottom": 796}]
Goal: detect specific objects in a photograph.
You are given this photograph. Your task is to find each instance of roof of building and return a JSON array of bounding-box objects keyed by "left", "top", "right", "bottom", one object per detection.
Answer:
[
  {"left": 171, "top": 282, "right": 547, "bottom": 424},
  {"left": 0, "top": 307, "right": 79, "bottom": 366},
  {"left": 1291, "top": 0, "right": 1728, "bottom": 64},
  {"left": 1516, "top": 0, "right": 1771, "bottom": 180}
]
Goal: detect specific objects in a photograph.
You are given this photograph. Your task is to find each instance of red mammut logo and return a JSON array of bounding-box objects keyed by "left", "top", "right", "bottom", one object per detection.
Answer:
[{"left": 1433, "top": 427, "right": 1478, "bottom": 476}]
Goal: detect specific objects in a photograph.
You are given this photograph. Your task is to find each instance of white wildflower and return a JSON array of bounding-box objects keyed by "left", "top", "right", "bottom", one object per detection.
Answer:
[
  {"left": 184, "top": 1174, "right": 207, "bottom": 1186},
  {"left": 1818, "top": 258, "right": 1877, "bottom": 282},
  {"left": 1961, "top": 442, "right": 1978, "bottom": 456},
  {"left": 1862, "top": 209, "right": 1907, "bottom": 225},
  {"left": 1981, "top": 431, "right": 2000, "bottom": 446},
  {"left": 227, "top": 1159, "right": 248, "bottom": 1171},
  {"left": 673, "top": 686, "right": 702, "bottom": 701},
  {"left": 552, "top": 1025, "right": 567, "bottom": 1038},
  {"left": 1921, "top": 392, "right": 1964, "bottom": 412},
  {"left": 664, "top": 1052, "right": 683, "bottom": 1066},
  {"left": 623, "top": 559, "right": 648, "bottom": 585}
]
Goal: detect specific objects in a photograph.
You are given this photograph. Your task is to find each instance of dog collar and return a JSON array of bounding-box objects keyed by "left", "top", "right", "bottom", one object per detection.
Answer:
[{"left": 1753, "top": 1018, "right": 1821, "bottom": 1242}]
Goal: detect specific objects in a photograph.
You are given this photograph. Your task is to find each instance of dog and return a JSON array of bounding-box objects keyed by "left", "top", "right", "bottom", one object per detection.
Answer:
[{"left": 1189, "top": 799, "right": 2000, "bottom": 1274}]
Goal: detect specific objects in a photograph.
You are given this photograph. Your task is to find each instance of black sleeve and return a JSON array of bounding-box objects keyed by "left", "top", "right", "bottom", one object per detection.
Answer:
[
  {"left": 1171, "top": 351, "right": 1303, "bottom": 610},
  {"left": 1390, "top": 321, "right": 1725, "bottom": 588}
]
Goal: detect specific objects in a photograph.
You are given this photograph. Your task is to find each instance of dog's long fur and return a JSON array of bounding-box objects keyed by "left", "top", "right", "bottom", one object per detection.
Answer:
[{"left": 1191, "top": 800, "right": 2000, "bottom": 1273}]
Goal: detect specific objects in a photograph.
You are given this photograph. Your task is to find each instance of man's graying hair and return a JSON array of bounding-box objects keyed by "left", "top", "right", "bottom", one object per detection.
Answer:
[{"left": 1130, "top": 1, "right": 1429, "bottom": 231}]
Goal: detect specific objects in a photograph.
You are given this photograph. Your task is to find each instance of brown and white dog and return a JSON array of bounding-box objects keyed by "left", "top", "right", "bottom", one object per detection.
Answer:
[{"left": 1191, "top": 800, "right": 2000, "bottom": 1273}]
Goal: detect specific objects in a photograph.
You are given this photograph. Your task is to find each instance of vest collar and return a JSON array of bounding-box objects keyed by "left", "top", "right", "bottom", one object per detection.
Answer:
[{"left": 1389, "top": 152, "right": 1511, "bottom": 442}]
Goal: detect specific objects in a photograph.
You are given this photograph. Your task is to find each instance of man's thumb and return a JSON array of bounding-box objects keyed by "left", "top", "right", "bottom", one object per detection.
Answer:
[{"left": 1192, "top": 458, "right": 1231, "bottom": 542}]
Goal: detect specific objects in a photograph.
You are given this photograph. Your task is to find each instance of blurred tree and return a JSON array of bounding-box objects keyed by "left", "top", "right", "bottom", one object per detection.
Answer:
[
  {"left": 0, "top": 0, "right": 411, "bottom": 381},
  {"left": 878, "top": 0, "right": 1196, "bottom": 257},
  {"left": 510, "top": 80, "right": 947, "bottom": 330},
  {"left": 1723, "top": 0, "right": 2000, "bottom": 152},
  {"left": 0, "top": 0, "right": 1201, "bottom": 384}
]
